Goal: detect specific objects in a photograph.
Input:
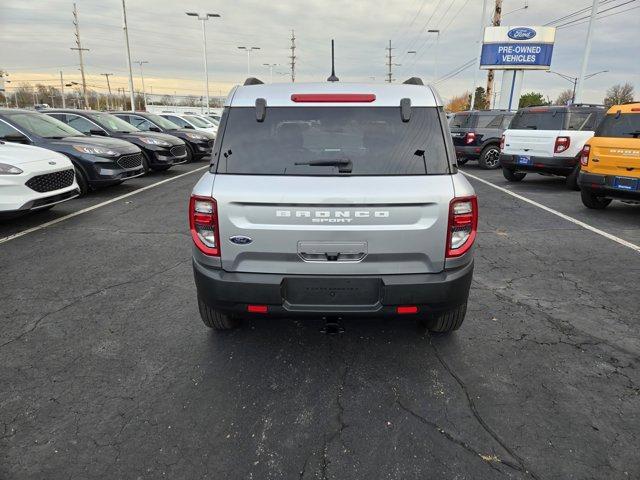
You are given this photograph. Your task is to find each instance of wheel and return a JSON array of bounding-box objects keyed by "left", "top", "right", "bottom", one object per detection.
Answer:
[
  {"left": 428, "top": 303, "right": 467, "bottom": 333},
  {"left": 502, "top": 167, "right": 526, "bottom": 182},
  {"left": 478, "top": 144, "right": 501, "bottom": 169},
  {"left": 151, "top": 165, "right": 172, "bottom": 172},
  {"left": 141, "top": 152, "right": 151, "bottom": 174},
  {"left": 198, "top": 297, "right": 239, "bottom": 330},
  {"left": 457, "top": 157, "right": 469, "bottom": 166},
  {"left": 74, "top": 167, "right": 89, "bottom": 196},
  {"left": 185, "top": 144, "right": 194, "bottom": 164},
  {"left": 581, "top": 189, "right": 612, "bottom": 209},
  {"left": 565, "top": 164, "right": 581, "bottom": 191}
]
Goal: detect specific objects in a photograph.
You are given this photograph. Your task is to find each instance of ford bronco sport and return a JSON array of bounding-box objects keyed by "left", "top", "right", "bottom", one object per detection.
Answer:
[{"left": 190, "top": 78, "right": 477, "bottom": 333}]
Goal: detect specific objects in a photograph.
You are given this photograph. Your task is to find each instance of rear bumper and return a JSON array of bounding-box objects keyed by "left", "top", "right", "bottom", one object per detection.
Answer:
[
  {"left": 455, "top": 145, "right": 481, "bottom": 160},
  {"left": 500, "top": 153, "right": 577, "bottom": 174},
  {"left": 578, "top": 171, "right": 640, "bottom": 200},
  {"left": 193, "top": 259, "right": 474, "bottom": 318}
]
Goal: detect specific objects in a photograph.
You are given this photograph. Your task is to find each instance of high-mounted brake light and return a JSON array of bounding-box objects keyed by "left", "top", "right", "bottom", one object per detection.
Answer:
[
  {"left": 580, "top": 144, "right": 591, "bottom": 166},
  {"left": 631, "top": 108, "right": 640, "bottom": 112},
  {"left": 500, "top": 134, "right": 505, "bottom": 150},
  {"left": 446, "top": 196, "right": 478, "bottom": 258},
  {"left": 189, "top": 195, "right": 220, "bottom": 256},
  {"left": 554, "top": 136, "right": 570, "bottom": 153},
  {"left": 290, "top": 93, "right": 376, "bottom": 103},
  {"left": 530, "top": 108, "right": 549, "bottom": 112},
  {"left": 465, "top": 132, "right": 476, "bottom": 145}
]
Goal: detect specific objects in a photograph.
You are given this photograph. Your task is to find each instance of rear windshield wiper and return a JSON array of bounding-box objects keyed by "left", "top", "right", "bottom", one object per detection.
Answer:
[{"left": 295, "top": 158, "right": 353, "bottom": 173}]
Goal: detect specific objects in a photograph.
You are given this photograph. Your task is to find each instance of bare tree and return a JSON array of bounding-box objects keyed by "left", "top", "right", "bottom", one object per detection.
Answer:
[
  {"left": 603, "top": 83, "right": 635, "bottom": 107},
  {"left": 555, "top": 89, "right": 573, "bottom": 105}
]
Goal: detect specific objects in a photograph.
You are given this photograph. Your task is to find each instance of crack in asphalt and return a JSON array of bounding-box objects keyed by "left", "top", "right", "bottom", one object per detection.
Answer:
[
  {"left": 0, "top": 259, "right": 190, "bottom": 350},
  {"left": 429, "top": 335, "right": 541, "bottom": 480},
  {"left": 319, "top": 362, "right": 349, "bottom": 480}
]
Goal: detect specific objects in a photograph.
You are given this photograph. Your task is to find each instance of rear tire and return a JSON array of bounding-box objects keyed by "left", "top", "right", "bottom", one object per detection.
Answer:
[
  {"left": 502, "top": 167, "right": 526, "bottom": 182},
  {"left": 581, "top": 189, "right": 612, "bottom": 209},
  {"left": 198, "top": 297, "right": 239, "bottom": 330},
  {"left": 478, "top": 145, "right": 501, "bottom": 169},
  {"left": 428, "top": 303, "right": 467, "bottom": 333},
  {"left": 565, "top": 164, "right": 581, "bottom": 191}
]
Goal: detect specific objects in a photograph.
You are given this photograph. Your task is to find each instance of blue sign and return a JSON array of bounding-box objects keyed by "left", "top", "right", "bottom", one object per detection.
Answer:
[
  {"left": 480, "top": 43, "right": 554, "bottom": 67},
  {"left": 507, "top": 27, "right": 536, "bottom": 40}
]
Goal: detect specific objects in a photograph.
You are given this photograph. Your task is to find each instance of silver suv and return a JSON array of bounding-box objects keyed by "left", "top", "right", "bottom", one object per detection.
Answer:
[{"left": 190, "top": 78, "right": 477, "bottom": 333}]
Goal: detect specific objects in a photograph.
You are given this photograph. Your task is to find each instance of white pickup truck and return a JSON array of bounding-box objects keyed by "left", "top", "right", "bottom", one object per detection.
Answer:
[{"left": 499, "top": 104, "right": 606, "bottom": 189}]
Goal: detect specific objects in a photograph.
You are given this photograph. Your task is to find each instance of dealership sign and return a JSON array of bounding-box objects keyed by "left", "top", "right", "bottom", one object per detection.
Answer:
[{"left": 480, "top": 26, "right": 556, "bottom": 70}]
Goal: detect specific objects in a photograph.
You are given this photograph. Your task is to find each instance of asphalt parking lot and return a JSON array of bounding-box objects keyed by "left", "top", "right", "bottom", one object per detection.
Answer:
[{"left": 1, "top": 162, "right": 639, "bottom": 480}]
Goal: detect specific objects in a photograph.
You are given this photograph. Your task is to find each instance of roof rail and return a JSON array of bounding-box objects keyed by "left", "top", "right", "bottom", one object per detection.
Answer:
[
  {"left": 243, "top": 77, "right": 264, "bottom": 86},
  {"left": 403, "top": 77, "right": 424, "bottom": 86}
]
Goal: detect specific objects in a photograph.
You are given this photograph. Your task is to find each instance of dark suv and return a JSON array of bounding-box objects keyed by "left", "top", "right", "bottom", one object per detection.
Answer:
[
  {"left": 45, "top": 109, "right": 187, "bottom": 173},
  {"left": 449, "top": 110, "right": 514, "bottom": 169}
]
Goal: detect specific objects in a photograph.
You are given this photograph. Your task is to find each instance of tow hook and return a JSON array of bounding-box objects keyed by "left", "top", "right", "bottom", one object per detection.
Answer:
[{"left": 321, "top": 316, "right": 344, "bottom": 335}]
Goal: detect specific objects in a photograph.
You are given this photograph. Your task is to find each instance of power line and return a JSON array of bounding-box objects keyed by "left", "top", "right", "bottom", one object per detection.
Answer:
[
  {"left": 558, "top": 4, "right": 639, "bottom": 28},
  {"left": 553, "top": 0, "right": 636, "bottom": 28},
  {"left": 543, "top": 0, "right": 619, "bottom": 25}
]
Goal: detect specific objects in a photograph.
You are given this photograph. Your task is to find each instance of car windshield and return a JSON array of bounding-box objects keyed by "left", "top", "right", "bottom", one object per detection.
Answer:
[
  {"left": 90, "top": 112, "right": 139, "bottom": 133},
  {"left": 216, "top": 106, "right": 451, "bottom": 176},
  {"left": 596, "top": 113, "right": 640, "bottom": 138},
  {"left": 450, "top": 113, "right": 473, "bottom": 128},
  {"left": 184, "top": 115, "right": 211, "bottom": 128},
  {"left": 510, "top": 110, "right": 565, "bottom": 130},
  {"left": 8, "top": 112, "right": 84, "bottom": 138},
  {"left": 145, "top": 113, "right": 181, "bottom": 130}
]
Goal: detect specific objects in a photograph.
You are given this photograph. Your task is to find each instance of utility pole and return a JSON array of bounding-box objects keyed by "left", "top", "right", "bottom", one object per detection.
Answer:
[
  {"left": 290, "top": 29, "right": 296, "bottom": 82},
  {"left": 121, "top": 0, "right": 136, "bottom": 111},
  {"left": 101, "top": 73, "right": 113, "bottom": 110},
  {"left": 385, "top": 40, "right": 400, "bottom": 83},
  {"left": 485, "top": 0, "right": 503, "bottom": 109},
  {"left": 59, "top": 71, "right": 66, "bottom": 108},
  {"left": 575, "top": 0, "right": 598, "bottom": 103},
  {"left": 134, "top": 61, "right": 148, "bottom": 110},
  {"left": 71, "top": 3, "right": 89, "bottom": 109},
  {"left": 470, "top": 0, "right": 488, "bottom": 110}
]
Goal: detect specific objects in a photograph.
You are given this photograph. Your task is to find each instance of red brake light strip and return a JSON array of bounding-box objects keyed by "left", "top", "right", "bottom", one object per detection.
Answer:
[{"left": 291, "top": 94, "right": 376, "bottom": 103}]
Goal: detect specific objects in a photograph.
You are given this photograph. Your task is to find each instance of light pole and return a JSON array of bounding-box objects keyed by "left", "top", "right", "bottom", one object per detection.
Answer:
[
  {"left": 238, "top": 46, "right": 260, "bottom": 76},
  {"left": 428, "top": 29, "right": 440, "bottom": 82},
  {"left": 134, "top": 60, "right": 149, "bottom": 110},
  {"left": 546, "top": 70, "right": 608, "bottom": 103},
  {"left": 575, "top": 0, "right": 599, "bottom": 103},
  {"left": 121, "top": 0, "right": 136, "bottom": 111},
  {"left": 262, "top": 63, "right": 278, "bottom": 83},
  {"left": 186, "top": 12, "right": 220, "bottom": 115}
]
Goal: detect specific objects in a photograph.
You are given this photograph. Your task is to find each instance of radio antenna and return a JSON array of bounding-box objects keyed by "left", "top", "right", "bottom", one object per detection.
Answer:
[{"left": 327, "top": 39, "right": 339, "bottom": 82}]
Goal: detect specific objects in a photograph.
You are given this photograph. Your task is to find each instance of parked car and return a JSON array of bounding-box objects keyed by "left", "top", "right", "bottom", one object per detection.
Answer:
[
  {"left": 159, "top": 113, "right": 218, "bottom": 136},
  {"left": 0, "top": 109, "right": 144, "bottom": 195},
  {"left": 112, "top": 111, "right": 215, "bottom": 162},
  {"left": 0, "top": 141, "right": 79, "bottom": 218},
  {"left": 578, "top": 102, "right": 640, "bottom": 209},
  {"left": 500, "top": 104, "right": 606, "bottom": 189},
  {"left": 45, "top": 109, "right": 188, "bottom": 173},
  {"left": 190, "top": 78, "right": 477, "bottom": 333},
  {"left": 449, "top": 110, "right": 514, "bottom": 169},
  {"left": 205, "top": 114, "right": 221, "bottom": 125}
]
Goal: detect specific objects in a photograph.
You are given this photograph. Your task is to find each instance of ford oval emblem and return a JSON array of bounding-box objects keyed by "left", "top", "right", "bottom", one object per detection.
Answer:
[
  {"left": 507, "top": 27, "right": 536, "bottom": 40},
  {"left": 229, "top": 235, "right": 253, "bottom": 245},
  {"left": 48, "top": 161, "right": 56, "bottom": 165}
]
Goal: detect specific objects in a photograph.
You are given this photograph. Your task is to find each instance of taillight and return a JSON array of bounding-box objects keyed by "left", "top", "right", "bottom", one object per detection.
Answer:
[
  {"left": 500, "top": 135, "right": 505, "bottom": 150},
  {"left": 554, "top": 136, "right": 570, "bottom": 153},
  {"left": 446, "top": 196, "right": 478, "bottom": 258},
  {"left": 580, "top": 144, "right": 591, "bottom": 166},
  {"left": 189, "top": 195, "right": 220, "bottom": 256},
  {"left": 465, "top": 132, "right": 476, "bottom": 145}
]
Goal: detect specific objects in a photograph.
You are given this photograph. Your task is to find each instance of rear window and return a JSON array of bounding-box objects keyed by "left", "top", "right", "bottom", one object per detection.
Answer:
[
  {"left": 476, "top": 113, "right": 501, "bottom": 128},
  {"left": 450, "top": 113, "right": 473, "bottom": 128},
  {"left": 596, "top": 113, "right": 640, "bottom": 138},
  {"left": 216, "top": 107, "right": 451, "bottom": 176},
  {"left": 510, "top": 110, "right": 565, "bottom": 130}
]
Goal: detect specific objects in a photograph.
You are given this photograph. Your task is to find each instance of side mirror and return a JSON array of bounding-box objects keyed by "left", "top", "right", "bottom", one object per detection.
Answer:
[
  {"left": 149, "top": 126, "right": 161, "bottom": 132},
  {"left": 184, "top": 124, "right": 195, "bottom": 129},
  {"left": 2, "top": 133, "right": 30, "bottom": 144},
  {"left": 89, "top": 129, "right": 107, "bottom": 136}
]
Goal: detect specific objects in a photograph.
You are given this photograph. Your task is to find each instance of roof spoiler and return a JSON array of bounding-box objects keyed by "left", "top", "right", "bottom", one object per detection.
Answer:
[
  {"left": 243, "top": 77, "right": 264, "bottom": 86},
  {"left": 403, "top": 77, "right": 424, "bottom": 85}
]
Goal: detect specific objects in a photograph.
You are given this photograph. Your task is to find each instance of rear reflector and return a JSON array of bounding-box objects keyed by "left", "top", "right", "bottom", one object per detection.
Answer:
[
  {"left": 291, "top": 93, "right": 376, "bottom": 103},
  {"left": 247, "top": 305, "right": 268, "bottom": 313},
  {"left": 397, "top": 306, "right": 418, "bottom": 314}
]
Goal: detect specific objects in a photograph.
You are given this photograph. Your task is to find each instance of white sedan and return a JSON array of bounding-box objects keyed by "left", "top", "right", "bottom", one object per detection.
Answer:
[
  {"left": 0, "top": 142, "right": 79, "bottom": 217},
  {"left": 159, "top": 114, "right": 217, "bottom": 136}
]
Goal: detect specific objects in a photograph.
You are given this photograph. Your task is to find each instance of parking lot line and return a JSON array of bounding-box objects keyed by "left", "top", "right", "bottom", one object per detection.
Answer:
[
  {"left": 462, "top": 171, "right": 640, "bottom": 253},
  {"left": 0, "top": 165, "right": 209, "bottom": 246}
]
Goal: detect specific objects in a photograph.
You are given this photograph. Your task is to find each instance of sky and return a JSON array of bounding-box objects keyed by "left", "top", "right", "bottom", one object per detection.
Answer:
[{"left": 1, "top": 0, "right": 639, "bottom": 105}]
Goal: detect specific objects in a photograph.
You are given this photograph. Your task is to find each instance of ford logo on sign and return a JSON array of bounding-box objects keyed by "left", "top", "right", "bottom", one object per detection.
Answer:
[
  {"left": 229, "top": 235, "right": 253, "bottom": 245},
  {"left": 507, "top": 27, "right": 536, "bottom": 40}
]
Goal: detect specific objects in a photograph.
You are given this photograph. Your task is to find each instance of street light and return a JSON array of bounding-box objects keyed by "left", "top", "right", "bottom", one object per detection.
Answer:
[
  {"left": 186, "top": 12, "right": 221, "bottom": 115},
  {"left": 262, "top": 63, "right": 279, "bottom": 83},
  {"left": 427, "top": 29, "right": 440, "bottom": 82},
  {"left": 546, "top": 69, "right": 608, "bottom": 103},
  {"left": 134, "top": 60, "right": 149, "bottom": 110},
  {"left": 238, "top": 46, "right": 260, "bottom": 76}
]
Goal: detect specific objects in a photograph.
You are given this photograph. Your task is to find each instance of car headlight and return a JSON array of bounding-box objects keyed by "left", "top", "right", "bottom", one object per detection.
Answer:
[
  {"left": 185, "top": 133, "right": 206, "bottom": 140},
  {"left": 73, "top": 145, "right": 119, "bottom": 157},
  {"left": 0, "top": 162, "right": 23, "bottom": 175},
  {"left": 138, "top": 137, "right": 171, "bottom": 146}
]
